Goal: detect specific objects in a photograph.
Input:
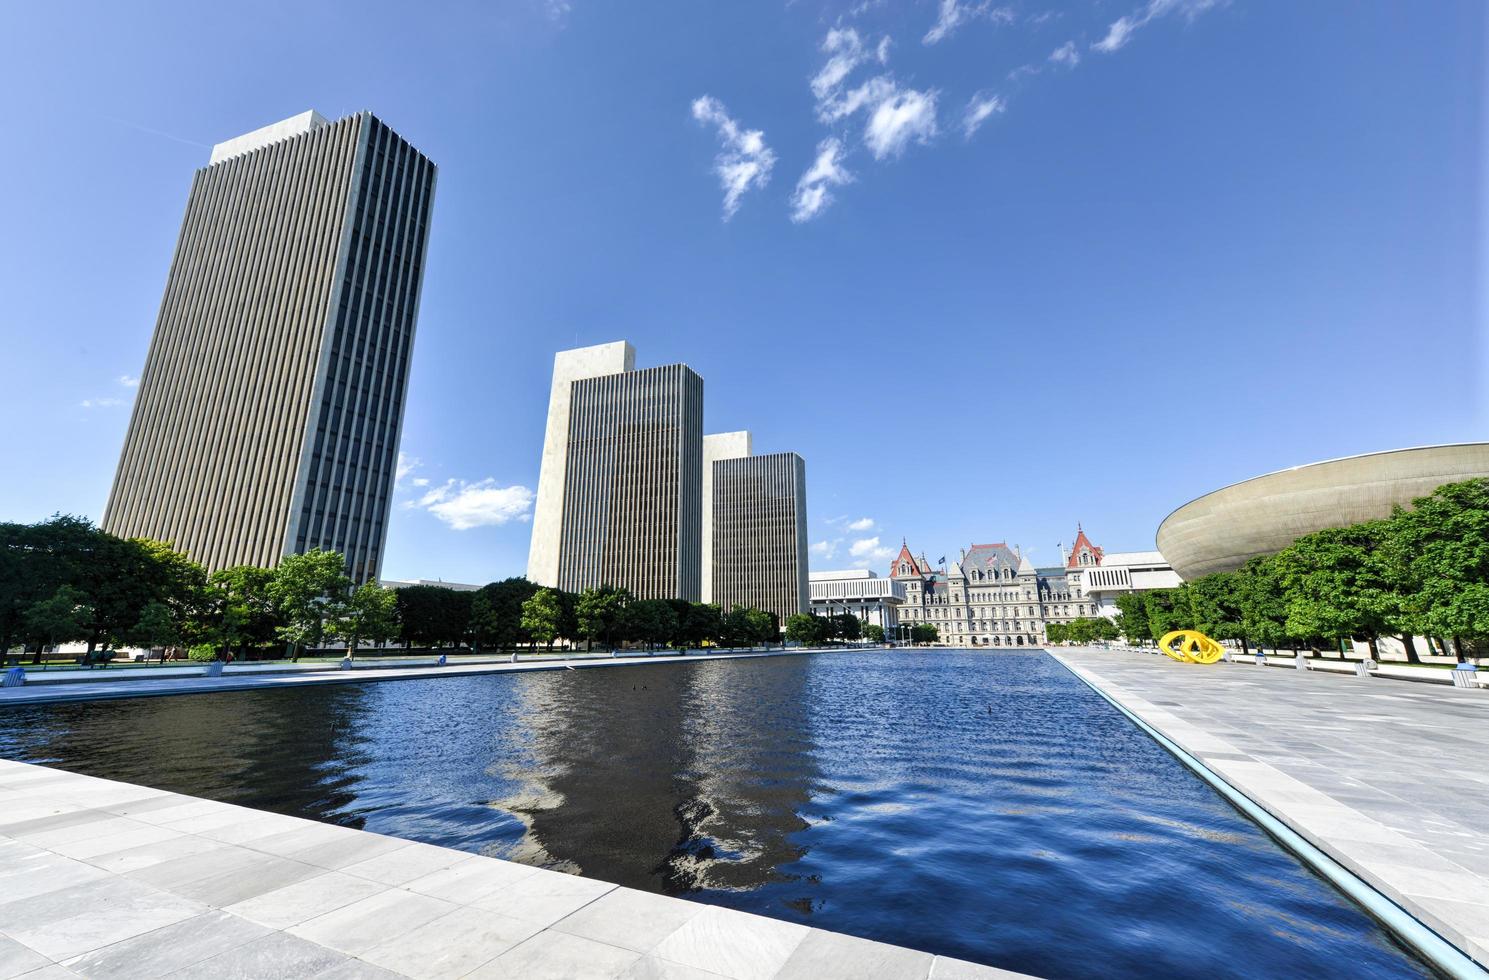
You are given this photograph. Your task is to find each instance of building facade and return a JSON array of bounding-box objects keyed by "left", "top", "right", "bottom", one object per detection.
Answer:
[
  {"left": 711, "top": 451, "right": 809, "bottom": 625},
  {"left": 809, "top": 570, "right": 903, "bottom": 632},
  {"left": 532, "top": 344, "right": 705, "bottom": 601},
  {"left": 700, "top": 431, "right": 752, "bottom": 604},
  {"left": 1070, "top": 551, "right": 1182, "bottom": 617},
  {"left": 890, "top": 534, "right": 1108, "bottom": 647},
  {"left": 103, "top": 110, "right": 435, "bottom": 583}
]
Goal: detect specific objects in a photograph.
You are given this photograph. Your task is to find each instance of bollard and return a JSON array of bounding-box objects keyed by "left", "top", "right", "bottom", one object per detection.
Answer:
[
  {"left": 1452, "top": 663, "right": 1479, "bottom": 689},
  {"left": 339, "top": 657, "right": 353, "bottom": 670},
  {"left": 1255, "top": 653, "right": 1267, "bottom": 667},
  {"left": 437, "top": 654, "right": 447, "bottom": 666},
  {"left": 1354, "top": 659, "right": 1373, "bottom": 678},
  {"left": 510, "top": 652, "right": 518, "bottom": 663},
  {"left": 1295, "top": 654, "right": 1310, "bottom": 671},
  {"left": 203, "top": 661, "right": 224, "bottom": 678},
  {"left": 2, "top": 667, "right": 25, "bottom": 688},
  {"left": 1223, "top": 650, "right": 1235, "bottom": 663}
]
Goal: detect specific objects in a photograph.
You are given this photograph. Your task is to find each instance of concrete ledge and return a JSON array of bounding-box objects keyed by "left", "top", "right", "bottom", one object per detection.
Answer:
[
  {"left": 0, "top": 647, "right": 860, "bottom": 708},
  {"left": 0, "top": 758, "right": 1028, "bottom": 979}
]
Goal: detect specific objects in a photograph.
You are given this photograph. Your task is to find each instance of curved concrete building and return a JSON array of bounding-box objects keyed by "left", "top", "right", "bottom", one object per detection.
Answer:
[{"left": 1156, "top": 444, "right": 1489, "bottom": 580}]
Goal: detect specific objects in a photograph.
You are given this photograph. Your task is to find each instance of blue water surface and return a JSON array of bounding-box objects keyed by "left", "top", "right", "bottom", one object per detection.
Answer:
[{"left": 0, "top": 650, "right": 1428, "bottom": 978}]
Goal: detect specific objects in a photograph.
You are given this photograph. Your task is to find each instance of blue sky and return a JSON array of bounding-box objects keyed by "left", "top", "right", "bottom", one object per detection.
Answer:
[{"left": 0, "top": 1, "right": 1483, "bottom": 584}]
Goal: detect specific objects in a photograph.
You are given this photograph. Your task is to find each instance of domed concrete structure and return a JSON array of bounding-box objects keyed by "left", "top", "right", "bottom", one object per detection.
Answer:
[{"left": 1156, "top": 444, "right": 1489, "bottom": 581}]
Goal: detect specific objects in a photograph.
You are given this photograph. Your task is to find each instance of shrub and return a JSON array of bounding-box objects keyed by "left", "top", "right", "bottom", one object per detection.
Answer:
[{"left": 187, "top": 643, "right": 218, "bottom": 662}]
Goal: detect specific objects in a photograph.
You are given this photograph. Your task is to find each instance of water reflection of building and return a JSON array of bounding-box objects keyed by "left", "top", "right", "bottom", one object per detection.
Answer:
[{"left": 502, "top": 659, "right": 818, "bottom": 902}]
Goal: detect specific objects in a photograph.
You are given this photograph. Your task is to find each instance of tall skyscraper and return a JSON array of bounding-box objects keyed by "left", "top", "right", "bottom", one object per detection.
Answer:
[
  {"left": 710, "top": 449, "right": 809, "bottom": 626},
  {"left": 700, "top": 430, "right": 752, "bottom": 603},
  {"left": 528, "top": 342, "right": 704, "bottom": 600},
  {"left": 103, "top": 110, "right": 435, "bottom": 583}
]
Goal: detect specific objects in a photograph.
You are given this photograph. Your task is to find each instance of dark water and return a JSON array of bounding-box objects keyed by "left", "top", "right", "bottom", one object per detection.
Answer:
[{"left": 0, "top": 651, "right": 1428, "bottom": 978}]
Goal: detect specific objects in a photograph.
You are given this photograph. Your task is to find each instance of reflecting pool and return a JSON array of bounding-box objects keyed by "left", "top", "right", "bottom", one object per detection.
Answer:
[{"left": 0, "top": 650, "right": 1428, "bottom": 978}]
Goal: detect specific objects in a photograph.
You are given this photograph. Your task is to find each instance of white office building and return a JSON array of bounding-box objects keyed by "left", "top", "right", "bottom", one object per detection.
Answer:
[{"left": 809, "top": 570, "right": 904, "bottom": 632}]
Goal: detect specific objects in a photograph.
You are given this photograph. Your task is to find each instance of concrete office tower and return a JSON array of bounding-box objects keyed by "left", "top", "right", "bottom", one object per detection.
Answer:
[
  {"left": 528, "top": 343, "right": 705, "bottom": 601},
  {"left": 103, "top": 110, "right": 435, "bottom": 583},
  {"left": 700, "top": 431, "right": 752, "bottom": 603},
  {"left": 711, "top": 451, "right": 809, "bottom": 627}
]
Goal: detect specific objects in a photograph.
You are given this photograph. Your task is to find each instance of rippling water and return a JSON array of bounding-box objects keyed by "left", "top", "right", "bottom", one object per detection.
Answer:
[{"left": 0, "top": 650, "right": 1428, "bottom": 978}]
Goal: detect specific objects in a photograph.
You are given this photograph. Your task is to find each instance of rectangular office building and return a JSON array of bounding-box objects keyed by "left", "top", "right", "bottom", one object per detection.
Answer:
[
  {"left": 545, "top": 354, "right": 704, "bottom": 600},
  {"left": 103, "top": 110, "right": 435, "bottom": 583},
  {"left": 711, "top": 452, "right": 809, "bottom": 626}
]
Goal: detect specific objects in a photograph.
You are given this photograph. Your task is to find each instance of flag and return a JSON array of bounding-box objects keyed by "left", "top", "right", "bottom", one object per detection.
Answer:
[{"left": 937, "top": 555, "right": 945, "bottom": 565}]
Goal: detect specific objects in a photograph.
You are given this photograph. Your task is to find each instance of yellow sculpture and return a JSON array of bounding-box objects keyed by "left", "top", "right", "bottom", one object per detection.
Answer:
[{"left": 1158, "top": 630, "right": 1225, "bottom": 664}]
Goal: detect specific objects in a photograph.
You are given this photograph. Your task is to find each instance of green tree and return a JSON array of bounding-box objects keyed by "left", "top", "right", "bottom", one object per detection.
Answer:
[
  {"left": 626, "top": 599, "right": 678, "bottom": 650},
  {"left": 1383, "top": 478, "right": 1489, "bottom": 660},
  {"left": 1237, "top": 555, "right": 1291, "bottom": 654},
  {"left": 521, "top": 588, "right": 565, "bottom": 650},
  {"left": 468, "top": 592, "right": 501, "bottom": 653},
  {"left": 576, "top": 586, "right": 631, "bottom": 649},
  {"left": 745, "top": 608, "right": 777, "bottom": 646},
  {"left": 270, "top": 550, "right": 351, "bottom": 658},
  {"left": 127, "top": 600, "right": 180, "bottom": 661},
  {"left": 1113, "top": 592, "right": 1150, "bottom": 645},
  {"left": 831, "top": 613, "right": 862, "bottom": 642},
  {"left": 911, "top": 623, "right": 940, "bottom": 645},
  {"left": 863, "top": 623, "right": 885, "bottom": 643},
  {"left": 330, "top": 583, "right": 398, "bottom": 658},
  {"left": 23, "top": 585, "right": 92, "bottom": 663},
  {"left": 395, "top": 585, "right": 472, "bottom": 650},
  {"left": 208, "top": 565, "right": 278, "bottom": 659},
  {"left": 680, "top": 602, "right": 722, "bottom": 648},
  {"left": 1275, "top": 523, "right": 1397, "bottom": 659},
  {"left": 476, "top": 578, "right": 540, "bottom": 650},
  {"left": 785, "top": 613, "right": 820, "bottom": 645},
  {"left": 1045, "top": 622, "right": 1068, "bottom": 644}
]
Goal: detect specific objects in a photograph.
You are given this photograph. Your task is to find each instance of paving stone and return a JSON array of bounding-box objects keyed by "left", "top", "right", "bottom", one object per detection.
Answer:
[
  {"left": 359, "top": 906, "right": 543, "bottom": 979},
  {"left": 469, "top": 865, "right": 617, "bottom": 926},
  {"left": 0, "top": 935, "right": 53, "bottom": 979},
  {"left": 161, "top": 931, "right": 354, "bottom": 979},
  {"left": 649, "top": 905, "right": 809, "bottom": 980},
  {"left": 60, "top": 909, "right": 270, "bottom": 978},
  {"left": 223, "top": 870, "right": 389, "bottom": 930},
  {"left": 466, "top": 930, "right": 642, "bottom": 979},
  {"left": 773, "top": 928, "right": 935, "bottom": 980},
  {"left": 285, "top": 887, "right": 458, "bottom": 956},
  {"left": 552, "top": 887, "right": 706, "bottom": 954}
]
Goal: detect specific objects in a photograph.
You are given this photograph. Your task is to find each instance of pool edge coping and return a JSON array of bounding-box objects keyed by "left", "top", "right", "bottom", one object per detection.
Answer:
[{"left": 1049, "top": 650, "right": 1487, "bottom": 980}]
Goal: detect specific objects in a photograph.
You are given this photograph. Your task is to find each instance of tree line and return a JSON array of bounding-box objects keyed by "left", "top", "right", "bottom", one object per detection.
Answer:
[
  {"left": 1111, "top": 478, "right": 1488, "bottom": 662},
  {"left": 0, "top": 516, "right": 793, "bottom": 662}
]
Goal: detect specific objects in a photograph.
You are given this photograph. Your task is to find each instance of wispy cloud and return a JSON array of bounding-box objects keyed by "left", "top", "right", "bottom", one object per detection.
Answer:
[
  {"left": 791, "top": 138, "right": 853, "bottom": 222},
  {"left": 1049, "top": 41, "right": 1080, "bottom": 67},
  {"left": 691, "top": 95, "right": 776, "bottom": 220},
  {"left": 846, "top": 517, "right": 876, "bottom": 531},
  {"left": 1093, "top": 0, "right": 1223, "bottom": 54},
  {"left": 864, "top": 87, "right": 939, "bottom": 159},
  {"left": 810, "top": 539, "right": 839, "bottom": 561},
  {"left": 118, "top": 374, "right": 139, "bottom": 388},
  {"left": 811, "top": 28, "right": 887, "bottom": 116},
  {"left": 409, "top": 479, "right": 535, "bottom": 530},
  {"left": 396, "top": 452, "right": 421, "bottom": 487},
  {"left": 924, "top": 0, "right": 1015, "bottom": 45},
  {"left": 79, "top": 397, "right": 125, "bottom": 409},
  {"left": 962, "top": 92, "right": 1005, "bottom": 138}
]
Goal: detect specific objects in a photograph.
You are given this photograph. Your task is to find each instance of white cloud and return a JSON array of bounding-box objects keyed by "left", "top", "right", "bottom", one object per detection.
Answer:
[
  {"left": 962, "top": 92, "right": 1005, "bottom": 138},
  {"left": 1049, "top": 41, "right": 1080, "bottom": 67},
  {"left": 791, "top": 138, "right": 854, "bottom": 222},
  {"left": 1093, "top": 0, "right": 1223, "bottom": 54},
  {"left": 864, "top": 87, "right": 938, "bottom": 159},
  {"left": 411, "top": 477, "right": 430, "bottom": 487},
  {"left": 396, "top": 452, "right": 421, "bottom": 487},
  {"left": 79, "top": 397, "right": 125, "bottom": 409},
  {"left": 543, "top": 0, "right": 571, "bottom": 23},
  {"left": 810, "top": 539, "right": 839, "bottom": 560},
  {"left": 413, "top": 479, "right": 535, "bottom": 531},
  {"left": 691, "top": 95, "right": 776, "bottom": 220},
  {"left": 848, "top": 536, "right": 896, "bottom": 568},
  {"left": 924, "top": 0, "right": 1014, "bottom": 45},
  {"left": 846, "top": 517, "right": 875, "bottom": 531},
  {"left": 811, "top": 28, "right": 874, "bottom": 112},
  {"left": 118, "top": 374, "right": 139, "bottom": 388}
]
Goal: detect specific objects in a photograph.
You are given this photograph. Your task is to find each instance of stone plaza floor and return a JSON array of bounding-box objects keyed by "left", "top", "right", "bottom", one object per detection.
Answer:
[
  {"left": 0, "top": 758, "right": 1023, "bottom": 979},
  {"left": 1052, "top": 647, "right": 1489, "bottom": 972}
]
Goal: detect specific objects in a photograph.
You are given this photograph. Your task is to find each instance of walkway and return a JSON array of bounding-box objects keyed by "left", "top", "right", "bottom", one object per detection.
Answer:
[
  {"left": 1052, "top": 647, "right": 1489, "bottom": 973},
  {"left": 0, "top": 648, "right": 843, "bottom": 708},
  {"left": 0, "top": 759, "right": 1022, "bottom": 979}
]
